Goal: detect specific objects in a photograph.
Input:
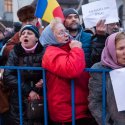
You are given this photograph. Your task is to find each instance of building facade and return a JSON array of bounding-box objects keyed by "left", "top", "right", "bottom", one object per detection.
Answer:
[
  {"left": 0, "top": 0, "right": 33, "bottom": 26},
  {"left": 0, "top": 0, "right": 124, "bottom": 27},
  {"left": 0, "top": 0, "right": 13, "bottom": 21}
]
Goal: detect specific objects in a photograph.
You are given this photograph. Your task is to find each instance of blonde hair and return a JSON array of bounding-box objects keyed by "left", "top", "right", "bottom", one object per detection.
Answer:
[
  {"left": 115, "top": 32, "right": 125, "bottom": 44},
  {"left": 50, "top": 18, "right": 63, "bottom": 31}
]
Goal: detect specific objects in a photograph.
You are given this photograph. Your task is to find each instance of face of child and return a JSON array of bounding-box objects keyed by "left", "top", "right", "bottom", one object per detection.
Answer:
[{"left": 20, "top": 29, "right": 38, "bottom": 49}]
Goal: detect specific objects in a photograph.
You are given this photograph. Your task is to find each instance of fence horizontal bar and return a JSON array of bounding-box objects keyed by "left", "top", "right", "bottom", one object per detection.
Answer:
[
  {"left": 85, "top": 68, "right": 111, "bottom": 72},
  {"left": 0, "top": 66, "right": 111, "bottom": 72},
  {"left": 0, "top": 66, "right": 43, "bottom": 70},
  {"left": 0, "top": 66, "right": 110, "bottom": 125}
]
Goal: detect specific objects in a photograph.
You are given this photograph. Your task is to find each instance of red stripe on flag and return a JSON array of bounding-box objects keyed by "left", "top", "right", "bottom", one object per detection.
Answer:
[{"left": 53, "top": 6, "right": 64, "bottom": 21}]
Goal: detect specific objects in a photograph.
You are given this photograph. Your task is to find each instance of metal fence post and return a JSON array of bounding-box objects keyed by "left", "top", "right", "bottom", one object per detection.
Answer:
[
  {"left": 102, "top": 71, "right": 106, "bottom": 125},
  {"left": 71, "top": 80, "right": 75, "bottom": 125},
  {"left": 17, "top": 69, "right": 23, "bottom": 125},
  {"left": 43, "top": 69, "right": 48, "bottom": 125}
]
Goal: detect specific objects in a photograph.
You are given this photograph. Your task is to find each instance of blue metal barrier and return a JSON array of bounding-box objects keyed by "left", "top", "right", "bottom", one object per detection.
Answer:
[
  {"left": 71, "top": 80, "right": 75, "bottom": 125},
  {"left": 0, "top": 66, "right": 110, "bottom": 125},
  {"left": 85, "top": 68, "right": 111, "bottom": 125},
  {"left": 0, "top": 114, "right": 2, "bottom": 125},
  {"left": 0, "top": 66, "right": 48, "bottom": 125}
]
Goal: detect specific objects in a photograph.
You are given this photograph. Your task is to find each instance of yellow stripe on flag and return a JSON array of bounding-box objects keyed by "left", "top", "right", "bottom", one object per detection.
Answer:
[{"left": 42, "top": 0, "right": 59, "bottom": 22}]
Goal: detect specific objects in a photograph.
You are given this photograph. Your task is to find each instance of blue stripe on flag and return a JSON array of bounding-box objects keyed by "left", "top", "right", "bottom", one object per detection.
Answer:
[{"left": 35, "top": 0, "right": 48, "bottom": 18}]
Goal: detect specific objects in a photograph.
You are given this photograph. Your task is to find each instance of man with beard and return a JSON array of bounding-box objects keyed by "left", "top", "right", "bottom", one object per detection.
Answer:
[
  {"left": 63, "top": 8, "right": 93, "bottom": 67},
  {"left": 63, "top": 8, "right": 121, "bottom": 66}
]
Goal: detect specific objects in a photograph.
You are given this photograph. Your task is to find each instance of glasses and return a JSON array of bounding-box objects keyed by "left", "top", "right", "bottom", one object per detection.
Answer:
[
  {"left": 56, "top": 30, "right": 69, "bottom": 36},
  {"left": 108, "top": 22, "right": 120, "bottom": 27}
]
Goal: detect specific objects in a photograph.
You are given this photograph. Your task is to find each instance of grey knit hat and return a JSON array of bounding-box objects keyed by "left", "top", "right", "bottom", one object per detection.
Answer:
[{"left": 63, "top": 8, "right": 79, "bottom": 18}]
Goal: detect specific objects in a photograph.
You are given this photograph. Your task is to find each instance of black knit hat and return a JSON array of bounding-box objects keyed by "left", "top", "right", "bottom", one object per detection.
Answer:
[
  {"left": 63, "top": 8, "right": 79, "bottom": 18},
  {"left": 20, "top": 24, "right": 39, "bottom": 38}
]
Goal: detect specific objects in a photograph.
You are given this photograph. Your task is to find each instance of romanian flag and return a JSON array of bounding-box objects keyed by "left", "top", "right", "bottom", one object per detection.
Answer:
[{"left": 35, "top": 0, "right": 64, "bottom": 23}]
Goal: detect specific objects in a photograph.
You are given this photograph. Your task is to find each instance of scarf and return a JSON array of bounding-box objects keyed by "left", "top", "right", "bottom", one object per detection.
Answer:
[
  {"left": 39, "top": 24, "right": 64, "bottom": 47},
  {"left": 101, "top": 32, "right": 122, "bottom": 69},
  {"left": 21, "top": 42, "right": 38, "bottom": 53}
]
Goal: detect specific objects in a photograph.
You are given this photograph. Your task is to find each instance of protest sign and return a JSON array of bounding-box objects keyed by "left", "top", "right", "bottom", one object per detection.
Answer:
[
  {"left": 82, "top": 0, "right": 119, "bottom": 28},
  {"left": 110, "top": 68, "right": 125, "bottom": 112}
]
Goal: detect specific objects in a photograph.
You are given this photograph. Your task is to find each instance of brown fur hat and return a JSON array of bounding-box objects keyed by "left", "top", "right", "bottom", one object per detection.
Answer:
[{"left": 17, "top": 5, "right": 36, "bottom": 22}]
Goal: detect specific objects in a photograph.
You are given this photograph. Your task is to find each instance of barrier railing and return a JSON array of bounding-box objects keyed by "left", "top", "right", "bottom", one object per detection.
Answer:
[
  {"left": 0, "top": 66, "right": 111, "bottom": 125},
  {"left": 0, "top": 66, "right": 48, "bottom": 125},
  {"left": 85, "top": 68, "right": 110, "bottom": 125}
]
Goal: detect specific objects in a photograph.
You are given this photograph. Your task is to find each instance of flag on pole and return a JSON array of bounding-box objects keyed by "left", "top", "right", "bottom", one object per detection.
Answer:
[{"left": 35, "top": 0, "right": 64, "bottom": 23}]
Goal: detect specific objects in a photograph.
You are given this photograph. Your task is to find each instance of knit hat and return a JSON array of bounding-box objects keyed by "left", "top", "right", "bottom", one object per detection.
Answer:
[
  {"left": 17, "top": 5, "right": 36, "bottom": 22},
  {"left": 63, "top": 8, "right": 79, "bottom": 18},
  {"left": 20, "top": 24, "right": 39, "bottom": 38}
]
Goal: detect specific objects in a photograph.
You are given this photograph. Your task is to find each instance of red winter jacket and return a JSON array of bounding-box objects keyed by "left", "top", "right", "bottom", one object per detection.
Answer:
[{"left": 42, "top": 43, "right": 91, "bottom": 122}]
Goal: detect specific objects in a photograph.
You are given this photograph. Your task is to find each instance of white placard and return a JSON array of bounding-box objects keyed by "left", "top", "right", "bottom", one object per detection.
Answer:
[
  {"left": 110, "top": 68, "right": 125, "bottom": 112},
  {"left": 82, "top": 0, "right": 119, "bottom": 28},
  {"left": 13, "top": 0, "right": 33, "bottom": 22}
]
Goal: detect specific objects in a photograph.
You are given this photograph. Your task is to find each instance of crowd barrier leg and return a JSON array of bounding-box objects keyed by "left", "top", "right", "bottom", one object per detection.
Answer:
[
  {"left": 0, "top": 114, "right": 1, "bottom": 125},
  {"left": 0, "top": 114, "right": 3, "bottom": 125}
]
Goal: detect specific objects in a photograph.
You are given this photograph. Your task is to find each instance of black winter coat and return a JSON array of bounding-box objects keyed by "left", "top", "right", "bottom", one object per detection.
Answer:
[
  {"left": 90, "top": 34, "right": 109, "bottom": 66},
  {"left": 3, "top": 42, "right": 44, "bottom": 124}
]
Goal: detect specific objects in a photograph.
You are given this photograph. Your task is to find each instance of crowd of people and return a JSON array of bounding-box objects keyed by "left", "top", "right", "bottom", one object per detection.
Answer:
[{"left": 0, "top": 2, "right": 124, "bottom": 125}]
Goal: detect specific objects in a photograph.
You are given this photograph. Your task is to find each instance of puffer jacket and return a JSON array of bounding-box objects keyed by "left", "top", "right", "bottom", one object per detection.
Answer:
[
  {"left": 3, "top": 42, "right": 43, "bottom": 124},
  {"left": 42, "top": 43, "right": 92, "bottom": 122}
]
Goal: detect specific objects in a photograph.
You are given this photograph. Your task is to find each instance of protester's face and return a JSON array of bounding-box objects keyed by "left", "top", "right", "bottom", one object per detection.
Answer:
[
  {"left": 20, "top": 30, "right": 38, "bottom": 49},
  {"left": 0, "top": 31, "right": 4, "bottom": 40},
  {"left": 64, "top": 14, "right": 80, "bottom": 31},
  {"left": 107, "top": 22, "right": 120, "bottom": 35},
  {"left": 54, "top": 23, "right": 69, "bottom": 43},
  {"left": 22, "top": 18, "right": 37, "bottom": 27},
  {"left": 116, "top": 39, "right": 125, "bottom": 66}
]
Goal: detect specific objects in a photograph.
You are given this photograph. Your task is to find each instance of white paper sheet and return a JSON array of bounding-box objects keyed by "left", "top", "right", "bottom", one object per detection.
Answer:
[
  {"left": 110, "top": 68, "right": 125, "bottom": 112},
  {"left": 82, "top": 0, "right": 119, "bottom": 28}
]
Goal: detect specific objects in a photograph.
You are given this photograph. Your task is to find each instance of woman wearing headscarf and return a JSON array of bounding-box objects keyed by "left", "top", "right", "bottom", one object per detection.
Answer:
[
  {"left": 40, "top": 18, "right": 97, "bottom": 125},
  {"left": 88, "top": 32, "right": 125, "bottom": 125},
  {"left": 3, "top": 24, "right": 44, "bottom": 125}
]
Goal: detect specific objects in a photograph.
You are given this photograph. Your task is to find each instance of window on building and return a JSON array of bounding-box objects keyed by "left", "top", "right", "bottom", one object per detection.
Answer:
[{"left": 5, "top": 0, "right": 12, "bottom": 12}]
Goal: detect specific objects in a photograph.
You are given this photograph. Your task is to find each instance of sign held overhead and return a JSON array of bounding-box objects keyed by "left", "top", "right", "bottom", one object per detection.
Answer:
[{"left": 82, "top": 0, "right": 119, "bottom": 28}]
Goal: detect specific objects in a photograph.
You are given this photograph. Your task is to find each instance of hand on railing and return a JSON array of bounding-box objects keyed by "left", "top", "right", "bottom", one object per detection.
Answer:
[
  {"left": 28, "top": 91, "right": 40, "bottom": 100},
  {"left": 0, "top": 69, "right": 4, "bottom": 81},
  {"left": 35, "top": 79, "right": 43, "bottom": 88}
]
